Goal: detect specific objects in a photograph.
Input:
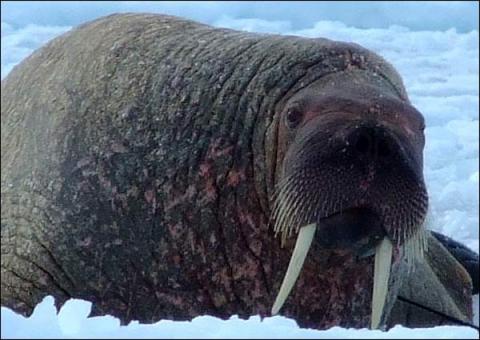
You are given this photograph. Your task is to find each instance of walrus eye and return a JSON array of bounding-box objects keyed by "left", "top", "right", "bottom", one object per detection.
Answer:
[{"left": 285, "top": 107, "right": 303, "bottom": 129}]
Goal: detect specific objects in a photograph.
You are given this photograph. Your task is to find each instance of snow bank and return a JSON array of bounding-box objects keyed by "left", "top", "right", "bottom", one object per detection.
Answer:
[
  {"left": 1, "top": 297, "right": 478, "bottom": 339},
  {"left": 1, "top": 1, "right": 478, "bottom": 32}
]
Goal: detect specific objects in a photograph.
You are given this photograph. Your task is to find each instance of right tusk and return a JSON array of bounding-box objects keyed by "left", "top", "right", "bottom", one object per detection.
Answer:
[{"left": 271, "top": 223, "right": 317, "bottom": 315}]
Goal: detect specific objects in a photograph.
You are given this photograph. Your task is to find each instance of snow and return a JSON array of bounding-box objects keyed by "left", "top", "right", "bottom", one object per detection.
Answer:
[
  {"left": 1, "top": 1, "right": 478, "bottom": 32},
  {"left": 1, "top": 297, "right": 478, "bottom": 339},
  {"left": 1, "top": 3, "right": 478, "bottom": 339}
]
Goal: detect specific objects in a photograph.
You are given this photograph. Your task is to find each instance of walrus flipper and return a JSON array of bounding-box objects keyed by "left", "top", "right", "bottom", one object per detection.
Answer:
[
  {"left": 431, "top": 231, "right": 479, "bottom": 295},
  {"left": 388, "top": 231, "right": 473, "bottom": 328}
]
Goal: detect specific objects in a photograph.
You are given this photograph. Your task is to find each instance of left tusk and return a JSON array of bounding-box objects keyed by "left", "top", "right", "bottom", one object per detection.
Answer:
[
  {"left": 371, "top": 237, "right": 393, "bottom": 329},
  {"left": 271, "top": 223, "right": 317, "bottom": 315}
]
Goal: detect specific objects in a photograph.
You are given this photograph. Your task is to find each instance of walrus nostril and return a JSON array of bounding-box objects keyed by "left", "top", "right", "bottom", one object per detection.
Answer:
[
  {"left": 350, "top": 127, "right": 375, "bottom": 156},
  {"left": 350, "top": 127, "right": 392, "bottom": 159},
  {"left": 378, "top": 139, "right": 391, "bottom": 158},
  {"left": 354, "top": 133, "right": 372, "bottom": 154}
]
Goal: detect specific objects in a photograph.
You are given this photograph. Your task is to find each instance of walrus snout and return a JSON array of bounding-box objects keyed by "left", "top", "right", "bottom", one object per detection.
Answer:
[{"left": 274, "top": 112, "right": 428, "bottom": 248}]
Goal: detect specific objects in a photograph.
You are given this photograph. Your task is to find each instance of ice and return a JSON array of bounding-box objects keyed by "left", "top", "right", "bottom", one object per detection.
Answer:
[{"left": 1, "top": 297, "right": 478, "bottom": 339}]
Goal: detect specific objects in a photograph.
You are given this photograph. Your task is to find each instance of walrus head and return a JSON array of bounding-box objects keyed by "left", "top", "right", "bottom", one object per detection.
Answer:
[{"left": 270, "top": 72, "right": 429, "bottom": 328}]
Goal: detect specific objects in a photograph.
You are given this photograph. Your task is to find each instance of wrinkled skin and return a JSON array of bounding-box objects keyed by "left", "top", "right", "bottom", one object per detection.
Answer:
[{"left": 1, "top": 13, "right": 476, "bottom": 329}]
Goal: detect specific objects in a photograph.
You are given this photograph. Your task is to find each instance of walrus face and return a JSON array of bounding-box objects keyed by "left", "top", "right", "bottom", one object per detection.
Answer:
[
  {"left": 271, "top": 82, "right": 429, "bottom": 328},
  {"left": 274, "top": 87, "right": 428, "bottom": 248}
]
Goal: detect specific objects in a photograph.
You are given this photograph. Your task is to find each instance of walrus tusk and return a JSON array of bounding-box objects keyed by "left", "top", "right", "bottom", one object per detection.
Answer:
[
  {"left": 271, "top": 223, "right": 317, "bottom": 315},
  {"left": 370, "top": 237, "right": 393, "bottom": 329}
]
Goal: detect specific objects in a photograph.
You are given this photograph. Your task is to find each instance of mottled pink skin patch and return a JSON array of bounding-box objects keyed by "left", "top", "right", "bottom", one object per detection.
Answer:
[
  {"left": 232, "top": 255, "right": 258, "bottom": 280},
  {"left": 126, "top": 185, "right": 139, "bottom": 198},
  {"left": 110, "top": 141, "right": 128, "bottom": 153},
  {"left": 115, "top": 193, "right": 128, "bottom": 210},
  {"left": 212, "top": 268, "right": 234, "bottom": 293},
  {"left": 204, "top": 178, "right": 217, "bottom": 201},
  {"left": 98, "top": 174, "right": 112, "bottom": 191},
  {"left": 227, "top": 169, "right": 245, "bottom": 187},
  {"left": 359, "top": 164, "right": 376, "bottom": 191},
  {"left": 168, "top": 223, "right": 183, "bottom": 239},
  {"left": 237, "top": 206, "right": 256, "bottom": 230},
  {"left": 156, "top": 291, "right": 185, "bottom": 309},
  {"left": 359, "top": 180, "right": 369, "bottom": 191},
  {"left": 172, "top": 255, "right": 181, "bottom": 266},
  {"left": 76, "top": 156, "right": 94, "bottom": 169},
  {"left": 76, "top": 236, "right": 92, "bottom": 247},
  {"left": 199, "top": 163, "right": 211, "bottom": 177},
  {"left": 144, "top": 189, "right": 155, "bottom": 203},
  {"left": 198, "top": 161, "right": 218, "bottom": 202},
  {"left": 283, "top": 250, "right": 375, "bottom": 328},
  {"left": 206, "top": 138, "right": 235, "bottom": 159},
  {"left": 165, "top": 185, "right": 196, "bottom": 211},
  {"left": 144, "top": 189, "right": 157, "bottom": 214},
  {"left": 249, "top": 239, "right": 263, "bottom": 257}
]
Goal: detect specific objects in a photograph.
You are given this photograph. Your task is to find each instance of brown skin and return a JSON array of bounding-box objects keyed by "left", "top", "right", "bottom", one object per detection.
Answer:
[{"left": 0, "top": 13, "right": 474, "bottom": 329}]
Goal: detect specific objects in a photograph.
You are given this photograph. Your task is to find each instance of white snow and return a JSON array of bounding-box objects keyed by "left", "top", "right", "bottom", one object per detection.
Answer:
[
  {"left": 1, "top": 4, "right": 478, "bottom": 339},
  {"left": 1, "top": 296, "right": 478, "bottom": 339},
  {"left": 1, "top": 1, "right": 478, "bottom": 32}
]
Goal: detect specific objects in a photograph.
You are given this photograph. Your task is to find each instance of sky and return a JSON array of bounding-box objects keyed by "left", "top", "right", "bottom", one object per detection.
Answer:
[{"left": 1, "top": 1, "right": 479, "bottom": 339}]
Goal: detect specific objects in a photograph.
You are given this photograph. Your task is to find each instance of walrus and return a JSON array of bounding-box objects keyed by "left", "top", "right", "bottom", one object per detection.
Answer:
[{"left": 1, "top": 13, "right": 478, "bottom": 330}]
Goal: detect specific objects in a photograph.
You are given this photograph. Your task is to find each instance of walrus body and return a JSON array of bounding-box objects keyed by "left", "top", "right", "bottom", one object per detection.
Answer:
[{"left": 1, "top": 13, "right": 476, "bottom": 329}]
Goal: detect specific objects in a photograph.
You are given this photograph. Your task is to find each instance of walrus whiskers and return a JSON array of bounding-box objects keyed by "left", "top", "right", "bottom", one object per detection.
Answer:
[
  {"left": 272, "top": 179, "right": 302, "bottom": 232},
  {"left": 273, "top": 189, "right": 299, "bottom": 236},
  {"left": 272, "top": 178, "right": 318, "bottom": 245},
  {"left": 403, "top": 223, "right": 428, "bottom": 272},
  {"left": 271, "top": 177, "right": 298, "bottom": 229}
]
